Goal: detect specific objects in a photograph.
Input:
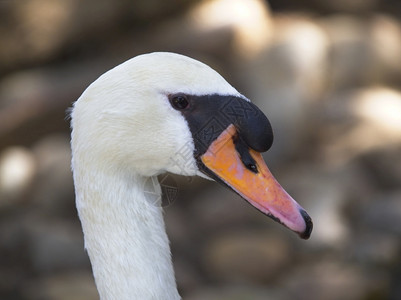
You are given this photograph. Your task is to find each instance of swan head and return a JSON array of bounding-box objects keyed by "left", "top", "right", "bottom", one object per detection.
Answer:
[{"left": 71, "top": 52, "right": 312, "bottom": 239}]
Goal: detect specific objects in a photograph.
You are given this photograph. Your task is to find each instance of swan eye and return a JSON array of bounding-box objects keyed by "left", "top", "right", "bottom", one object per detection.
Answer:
[{"left": 170, "top": 95, "right": 189, "bottom": 110}]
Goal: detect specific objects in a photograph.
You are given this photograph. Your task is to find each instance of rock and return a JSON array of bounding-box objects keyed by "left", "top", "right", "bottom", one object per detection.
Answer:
[
  {"left": 359, "top": 191, "right": 401, "bottom": 236},
  {"left": 0, "top": 59, "right": 111, "bottom": 149},
  {"left": 202, "top": 231, "right": 291, "bottom": 283},
  {"left": 174, "top": 258, "right": 203, "bottom": 295},
  {"left": 0, "top": 0, "right": 199, "bottom": 72},
  {"left": 281, "top": 163, "right": 356, "bottom": 248},
  {"left": 187, "top": 184, "right": 259, "bottom": 232},
  {"left": 321, "top": 87, "right": 401, "bottom": 165},
  {"left": 347, "top": 232, "right": 400, "bottom": 266},
  {"left": 0, "top": 146, "right": 36, "bottom": 207},
  {"left": 188, "top": 0, "right": 273, "bottom": 58},
  {"left": 22, "top": 271, "right": 98, "bottom": 300},
  {"left": 30, "top": 134, "right": 75, "bottom": 216},
  {"left": 319, "top": 0, "right": 378, "bottom": 13},
  {"left": 319, "top": 15, "right": 401, "bottom": 89},
  {"left": 0, "top": 0, "right": 118, "bottom": 70},
  {"left": 358, "top": 146, "right": 401, "bottom": 190},
  {"left": 0, "top": 214, "right": 32, "bottom": 297},
  {"left": 186, "top": 284, "right": 288, "bottom": 300},
  {"left": 351, "top": 87, "right": 401, "bottom": 138},
  {"left": 368, "top": 15, "right": 401, "bottom": 84},
  {"left": 270, "top": 15, "right": 330, "bottom": 101},
  {"left": 320, "top": 15, "right": 373, "bottom": 89},
  {"left": 26, "top": 217, "right": 89, "bottom": 273},
  {"left": 281, "top": 259, "right": 383, "bottom": 300},
  {"left": 236, "top": 16, "right": 329, "bottom": 165},
  {"left": 165, "top": 203, "right": 193, "bottom": 246}
]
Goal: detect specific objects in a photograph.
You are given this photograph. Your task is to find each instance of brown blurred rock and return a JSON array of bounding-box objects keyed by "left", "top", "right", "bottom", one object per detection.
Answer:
[
  {"left": 0, "top": 0, "right": 119, "bottom": 71},
  {"left": 30, "top": 134, "right": 75, "bottom": 216},
  {"left": 281, "top": 259, "right": 383, "bottom": 300},
  {"left": 187, "top": 184, "right": 259, "bottom": 232},
  {"left": 203, "top": 231, "right": 291, "bottom": 283},
  {"left": 368, "top": 15, "right": 401, "bottom": 84},
  {"left": 174, "top": 258, "right": 203, "bottom": 295},
  {"left": 320, "top": 15, "right": 401, "bottom": 89},
  {"left": 358, "top": 146, "right": 401, "bottom": 189},
  {"left": 22, "top": 271, "right": 98, "bottom": 300},
  {"left": 236, "top": 16, "right": 329, "bottom": 165},
  {"left": 359, "top": 191, "right": 401, "bottom": 236},
  {"left": 0, "top": 59, "right": 112, "bottom": 150},
  {"left": 321, "top": 15, "right": 372, "bottom": 89},
  {"left": 321, "top": 87, "right": 401, "bottom": 165},
  {"left": 320, "top": 0, "right": 379, "bottom": 13},
  {"left": 188, "top": 0, "right": 274, "bottom": 58},
  {"left": 26, "top": 218, "right": 89, "bottom": 272},
  {"left": 186, "top": 284, "right": 287, "bottom": 300},
  {"left": 0, "top": 0, "right": 199, "bottom": 72},
  {"left": 280, "top": 163, "right": 355, "bottom": 249},
  {"left": 348, "top": 232, "right": 400, "bottom": 266},
  {"left": 0, "top": 146, "right": 36, "bottom": 208}
]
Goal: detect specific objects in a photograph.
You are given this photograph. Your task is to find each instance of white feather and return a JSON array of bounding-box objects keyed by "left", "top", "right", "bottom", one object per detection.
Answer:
[{"left": 71, "top": 52, "right": 241, "bottom": 300}]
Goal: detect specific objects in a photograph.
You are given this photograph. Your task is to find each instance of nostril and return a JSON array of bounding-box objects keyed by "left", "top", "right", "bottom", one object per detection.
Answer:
[
  {"left": 247, "top": 163, "right": 258, "bottom": 173},
  {"left": 233, "top": 135, "right": 259, "bottom": 174}
]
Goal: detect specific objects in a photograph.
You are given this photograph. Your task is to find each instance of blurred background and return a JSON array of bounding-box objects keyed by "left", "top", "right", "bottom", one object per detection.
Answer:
[{"left": 1, "top": 0, "right": 401, "bottom": 299}]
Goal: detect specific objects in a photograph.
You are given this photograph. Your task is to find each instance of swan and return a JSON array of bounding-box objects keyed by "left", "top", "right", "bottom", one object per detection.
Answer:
[{"left": 70, "top": 52, "right": 312, "bottom": 300}]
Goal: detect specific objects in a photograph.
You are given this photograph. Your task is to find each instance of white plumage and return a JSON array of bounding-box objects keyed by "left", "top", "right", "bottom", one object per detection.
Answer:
[{"left": 71, "top": 52, "right": 242, "bottom": 300}]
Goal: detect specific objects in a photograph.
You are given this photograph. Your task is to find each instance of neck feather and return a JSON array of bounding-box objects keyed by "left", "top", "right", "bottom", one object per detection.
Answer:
[{"left": 73, "top": 165, "right": 180, "bottom": 300}]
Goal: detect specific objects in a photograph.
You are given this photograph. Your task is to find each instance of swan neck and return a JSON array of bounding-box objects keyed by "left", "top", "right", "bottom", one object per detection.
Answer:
[{"left": 74, "top": 168, "right": 180, "bottom": 300}]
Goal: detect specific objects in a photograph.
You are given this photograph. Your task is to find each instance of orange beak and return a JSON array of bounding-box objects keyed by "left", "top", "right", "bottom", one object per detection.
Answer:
[{"left": 200, "top": 125, "right": 312, "bottom": 239}]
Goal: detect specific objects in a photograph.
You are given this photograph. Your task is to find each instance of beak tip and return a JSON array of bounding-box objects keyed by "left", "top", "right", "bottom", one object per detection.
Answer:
[{"left": 298, "top": 209, "right": 313, "bottom": 240}]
